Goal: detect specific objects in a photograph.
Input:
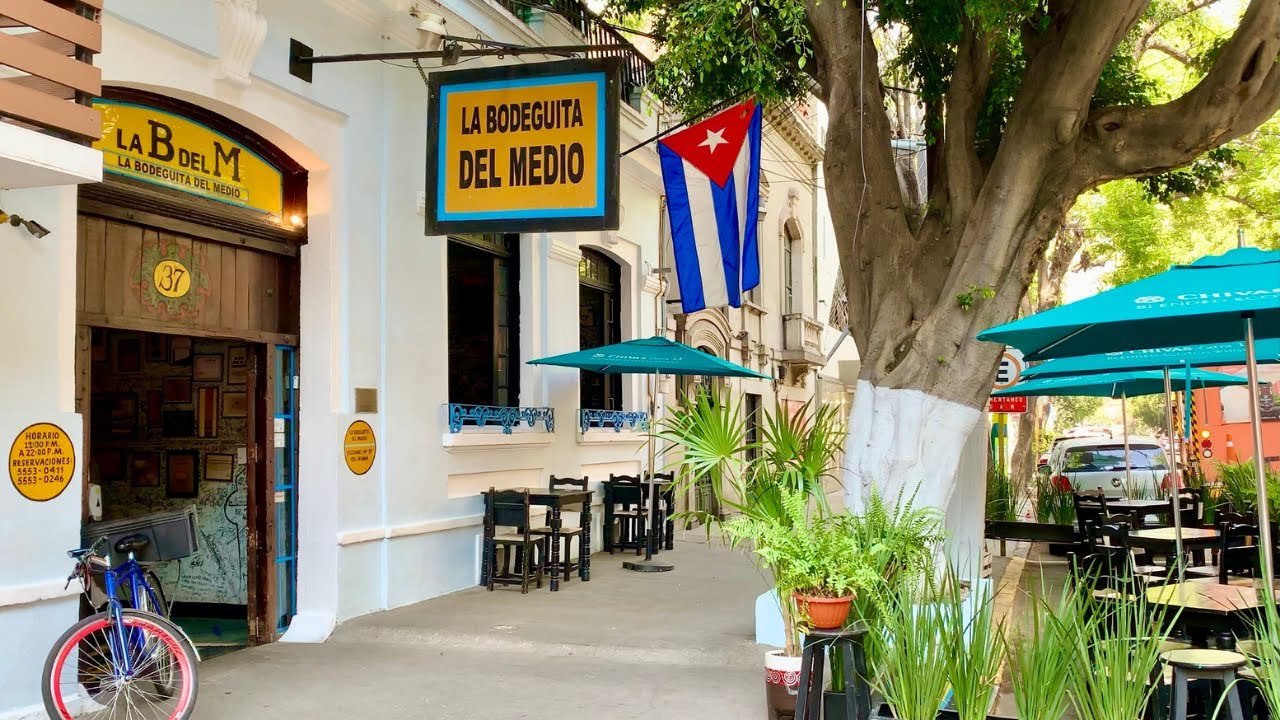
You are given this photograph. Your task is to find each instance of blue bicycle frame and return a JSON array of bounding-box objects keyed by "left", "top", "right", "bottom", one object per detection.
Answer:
[{"left": 96, "top": 554, "right": 165, "bottom": 679}]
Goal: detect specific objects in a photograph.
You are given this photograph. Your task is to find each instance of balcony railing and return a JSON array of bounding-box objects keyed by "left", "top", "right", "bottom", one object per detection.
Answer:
[
  {"left": 779, "top": 313, "right": 825, "bottom": 368},
  {"left": 447, "top": 404, "right": 555, "bottom": 435},
  {"left": 496, "top": 0, "right": 651, "bottom": 110},
  {"left": 579, "top": 408, "right": 649, "bottom": 433},
  {"left": 0, "top": 0, "right": 102, "bottom": 143}
]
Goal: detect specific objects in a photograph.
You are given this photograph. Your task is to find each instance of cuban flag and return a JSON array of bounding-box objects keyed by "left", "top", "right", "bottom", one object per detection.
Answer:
[{"left": 659, "top": 101, "right": 762, "bottom": 314}]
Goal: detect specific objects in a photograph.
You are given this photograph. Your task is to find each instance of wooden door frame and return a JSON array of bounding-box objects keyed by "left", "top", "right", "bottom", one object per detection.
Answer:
[{"left": 246, "top": 343, "right": 278, "bottom": 645}]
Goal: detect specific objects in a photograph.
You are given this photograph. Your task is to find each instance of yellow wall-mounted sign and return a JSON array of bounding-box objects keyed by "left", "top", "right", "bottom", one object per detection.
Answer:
[
  {"left": 152, "top": 259, "right": 192, "bottom": 299},
  {"left": 426, "top": 59, "right": 620, "bottom": 235},
  {"left": 9, "top": 423, "right": 76, "bottom": 502},
  {"left": 343, "top": 420, "right": 376, "bottom": 476},
  {"left": 94, "top": 100, "right": 284, "bottom": 217}
]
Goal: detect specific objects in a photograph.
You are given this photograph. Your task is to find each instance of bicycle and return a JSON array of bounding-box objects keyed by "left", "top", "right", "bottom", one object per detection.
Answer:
[{"left": 41, "top": 536, "right": 200, "bottom": 720}]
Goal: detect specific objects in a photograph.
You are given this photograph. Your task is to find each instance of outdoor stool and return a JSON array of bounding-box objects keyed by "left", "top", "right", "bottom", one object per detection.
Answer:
[
  {"left": 1162, "top": 648, "right": 1248, "bottom": 720},
  {"left": 793, "top": 624, "right": 872, "bottom": 720},
  {"left": 1239, "top": 667, "right": 1271, "bottom": 720}
]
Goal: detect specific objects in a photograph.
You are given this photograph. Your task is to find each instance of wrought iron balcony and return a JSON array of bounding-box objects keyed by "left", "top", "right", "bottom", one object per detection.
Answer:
[
  {"left": 0, "top": 0, "right": 103, "bottom": 143},
  {"left": 495, "top": 0, "right": 651, "bottom": 110},
  {"left": 579, "top": 409, "right": 649, "bottom": 434},
  {"left": 446, "top": 404, "right": 555, "bottom": 435}
]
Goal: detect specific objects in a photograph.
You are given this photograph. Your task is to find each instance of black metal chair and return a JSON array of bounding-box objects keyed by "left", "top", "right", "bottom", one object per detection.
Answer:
[
  {"left": 483, "top": 487, "right": 546, "bottom": 594},
  {"left": 1074, "top": 489, "right": 1110, "bottom": 537},
  {"left": 1084, "top": 516, "right": 1166, "bottom": 589},
  {"left": 604, "top": 474, "right": 646, "bottom": 555},
  {"left": 531, "top": 475, "right": 587, "bottom": 582}
]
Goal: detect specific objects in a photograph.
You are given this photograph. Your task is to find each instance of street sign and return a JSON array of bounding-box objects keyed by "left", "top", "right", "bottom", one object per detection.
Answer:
[
  {"left": 989, "top": 396, "right": 1028, "bottom": 413},
  {"left": 993, "top": 348, "right": 1025, "bottom": 391}
]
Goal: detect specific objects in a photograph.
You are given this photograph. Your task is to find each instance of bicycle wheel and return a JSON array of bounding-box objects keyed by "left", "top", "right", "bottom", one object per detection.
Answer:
[
  {"left": 136, "top": 572, "right": 176, "bottom": 698},
  {"left": 42, "top": 609, "right": 199, "bottom": 720}
]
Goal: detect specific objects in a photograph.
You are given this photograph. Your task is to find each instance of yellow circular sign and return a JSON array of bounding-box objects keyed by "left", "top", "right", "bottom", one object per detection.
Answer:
[
  {"left": 153, "top": 259, "right": 192, "bottom": 299},
  {"left": 343, "top": 420, "right": 376, "bottom": 476},
  {"left": 9, "top": 423, "right": 76, "bottom": 502}
]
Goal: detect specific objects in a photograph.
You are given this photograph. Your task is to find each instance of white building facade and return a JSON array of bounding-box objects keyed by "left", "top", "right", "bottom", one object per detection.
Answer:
[{"left": 0, "top": 1, "right": 857, "bottom": 716}]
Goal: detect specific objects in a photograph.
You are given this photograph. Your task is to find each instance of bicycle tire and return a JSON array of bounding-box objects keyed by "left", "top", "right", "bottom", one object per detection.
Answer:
[
  {"left": 140, "top": 569, "right": 171, "bottom": 618},
  {"left": 42, "top": 609, "right": 199, "bottom": 720}
]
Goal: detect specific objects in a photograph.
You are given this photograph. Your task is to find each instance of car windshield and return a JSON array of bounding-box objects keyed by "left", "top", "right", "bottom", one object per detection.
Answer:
[{"left": 1064, "top": 445, "right": 1167, "bottom": 472}]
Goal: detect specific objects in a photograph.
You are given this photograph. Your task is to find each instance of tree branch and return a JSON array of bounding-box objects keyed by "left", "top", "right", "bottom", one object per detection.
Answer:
[
  {"left": 1077, "top": 0, "right": 1280, "bottom": 183},
  {"left": 1134, "top": 0, "right": 1224, "bottom": 59},
  {"left": 942, "top": 17, "right": 994, "bottom": 226},
  {"left": 1146, "top": 38, "right": 1195, "bottom": 66}
]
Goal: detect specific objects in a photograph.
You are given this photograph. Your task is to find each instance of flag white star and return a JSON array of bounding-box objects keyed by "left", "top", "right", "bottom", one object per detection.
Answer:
[{"left": 699, "top": 128, "right": 728, "bottom": 153}]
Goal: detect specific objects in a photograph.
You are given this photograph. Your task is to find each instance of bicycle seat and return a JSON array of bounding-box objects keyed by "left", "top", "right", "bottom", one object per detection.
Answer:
[{"left": 113, "top": 534, "right": 150, "bottom": 556}]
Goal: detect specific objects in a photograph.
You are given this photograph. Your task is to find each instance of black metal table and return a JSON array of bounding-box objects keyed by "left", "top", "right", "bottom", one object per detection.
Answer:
[{"left": 513, "top": 487, "right": 593, "bottom": 591}]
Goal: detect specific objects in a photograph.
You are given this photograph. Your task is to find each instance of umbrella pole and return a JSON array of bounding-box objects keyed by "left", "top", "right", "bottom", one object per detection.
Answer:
[
  {"left": 1244, "top": 316, "right": 1275, "bottom": 595},
  {"left": 624, "top": 368, "right": 673, "bottom": 573},
  {"left": 1122, "top": 391, "right": 1133, "bottom": 496},
  {"left": 1164, "top": 367, "right": 1185, "bottom": 580}
]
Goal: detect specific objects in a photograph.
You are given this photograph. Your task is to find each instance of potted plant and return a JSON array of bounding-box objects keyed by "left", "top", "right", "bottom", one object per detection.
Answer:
[{"left": 658, "top": 391, "right": 847, "bottom": 718}]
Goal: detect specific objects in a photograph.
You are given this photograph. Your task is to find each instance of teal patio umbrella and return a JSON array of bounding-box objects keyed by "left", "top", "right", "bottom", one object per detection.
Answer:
[
  {"left": 979, "top": 247, "right": 1280, "bottom": 586},
  {"left": 529, "top": 336, "right": 768, "bottom": 572},
  {"left": 994, "top": 370, "right": 1248, "bottom": 496},
  {"left": 1021, "top": 339, "right": 1280, "bottom": 379}
]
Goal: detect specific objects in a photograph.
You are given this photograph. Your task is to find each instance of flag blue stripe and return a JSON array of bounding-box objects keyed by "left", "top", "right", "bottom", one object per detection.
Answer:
[
  {"left": 741, "top": 105, "right": 762, "bottom": 293},
  {"left": 658, "top": 143, "right": 706, "bottom": 313},
  {"left": 710, "top": 172, "right": 742, "bottom": 307}
]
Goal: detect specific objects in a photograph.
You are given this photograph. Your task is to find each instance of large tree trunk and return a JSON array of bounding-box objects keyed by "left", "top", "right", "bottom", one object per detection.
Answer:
[{"left": 802, "top": 0, "right": 1280, "bottom": 517}]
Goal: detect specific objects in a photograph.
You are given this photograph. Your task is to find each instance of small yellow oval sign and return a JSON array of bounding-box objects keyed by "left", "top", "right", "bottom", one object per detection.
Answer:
[
  {"left": 343, "top": 420, "right": 376, "bottom": 476},
  {"left": 153, "top": 259, "right": 192, "bottom": 299},
  {"left": 9, "top": 422, "right": 76, "bottom": 502}
]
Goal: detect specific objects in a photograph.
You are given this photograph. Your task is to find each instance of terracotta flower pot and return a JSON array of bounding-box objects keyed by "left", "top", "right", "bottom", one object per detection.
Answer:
[
  {"left": 764, "top": 649, "right": 802, "bottom": 719},
  {"left": 793, "top": 591, "right": 854, "bottom": 630}
]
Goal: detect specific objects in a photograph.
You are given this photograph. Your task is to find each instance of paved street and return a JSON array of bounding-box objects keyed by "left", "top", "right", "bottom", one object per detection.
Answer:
[{"left": 192, "top": 536, "right": 772, "bottom": 719}]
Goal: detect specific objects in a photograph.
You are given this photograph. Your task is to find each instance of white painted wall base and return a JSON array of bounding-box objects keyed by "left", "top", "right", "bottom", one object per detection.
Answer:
[
  {"left": 843, "top": 381, "right": 983, "bottom": 516},
  {"left": 279, "top": 612, "right": 337, "bottom": 644}
]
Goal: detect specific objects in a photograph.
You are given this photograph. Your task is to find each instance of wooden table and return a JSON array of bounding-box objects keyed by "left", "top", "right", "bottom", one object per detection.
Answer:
[
  {"left": 513, "top": 487, "right": 593, "bottom": 592},
  {"left": 1145, "top": 581, "right": 1270, "bottom": 646},
  {"left": 1129, "top": 527, "right": 1220, "bottom": 568},
  {"left": 1110, "top": 498, "right": 1172, "bottom": 516}
]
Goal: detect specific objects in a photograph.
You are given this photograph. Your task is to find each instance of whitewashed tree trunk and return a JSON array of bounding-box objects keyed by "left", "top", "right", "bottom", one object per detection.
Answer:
[{"left": 843, "top": 381, "right": 983, "bottom": 516}]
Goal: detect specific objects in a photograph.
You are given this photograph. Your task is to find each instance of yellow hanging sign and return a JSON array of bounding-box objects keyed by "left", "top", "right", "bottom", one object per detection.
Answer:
[
  {"left": 9, "top": 423, "right": 76, "bottom": 502},
  {"left": 94, "top": 100, "right": 284, "bottom": 217},
  {"left": 343, "top": 420, "right": 376, "bottom": 476},
  {"left": 152, "top": 259, "right": 192, "bottom": 299}
]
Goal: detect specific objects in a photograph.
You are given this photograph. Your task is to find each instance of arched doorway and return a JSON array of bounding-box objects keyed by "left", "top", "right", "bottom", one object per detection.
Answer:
[{"left": 579, "top": 248, "right": 622, "bottom": 410}]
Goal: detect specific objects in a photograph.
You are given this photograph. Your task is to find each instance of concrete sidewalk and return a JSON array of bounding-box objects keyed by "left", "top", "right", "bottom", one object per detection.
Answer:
[{"left": 192, "top": 536, "right": 774, "bottom": 719}]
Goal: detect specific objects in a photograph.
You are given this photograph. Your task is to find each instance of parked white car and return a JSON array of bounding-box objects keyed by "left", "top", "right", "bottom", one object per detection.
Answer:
[{"left": 1047, "top": 436, "right": 1170, "bottom": 499}]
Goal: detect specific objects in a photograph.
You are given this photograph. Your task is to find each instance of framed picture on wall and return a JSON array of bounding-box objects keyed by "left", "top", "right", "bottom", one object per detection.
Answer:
[
  {"left": 146, "top": 390, "right": 163, "bottom": 428},
  {"left": 196, "top": 387, "right": 218, "bottom": 438},
  {"left": 162, "top": 410, "right": 195, "bottom": 438},
  {"left": 205, "top": 453, "right": 234, "bottom": 482},
  {"left": 113, "top": 335, "right": 142, "bottom": 374},
  {"left": 163, "top": 377, "right": 192, "bottom": 404},
  {"left": 166, "top": 451, "right": 199, "bottom": 498},
  {"left": 95, "top": 450, "right": 125, "bottom": 483},
  {"left": 193, "top": 354, "right": 223, "bottom": 382},
  {"left": 227, "top": 347, "right": 248, "bottom": 385},
  {"left": 145, "top": 334, "right": 167, "bottom": 363},
  {"left": 109, "top": 393, "right": 137, "bottom": 438},
  {"left": 169, "top": 336, "right": 193, "bottom": 365},
  {"left": 129, "top": 452, "right": 160, "bottom": 488},
  {"left": 223, "top": 392, "right": 248, "bottom": 418}
]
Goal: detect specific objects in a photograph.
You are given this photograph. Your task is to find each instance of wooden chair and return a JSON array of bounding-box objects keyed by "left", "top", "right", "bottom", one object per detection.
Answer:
[
  {"left": 604, "top": 474, "right": 646, "bottom": 555},
  {"left": 645, "top": 472, "right": 676, "bottom": 551},
  {"left": 1187, "top": 516, "right": 1262, "bottom": 584},
  {"left": 1074, "top": 489, "right": 1110, "bottom": 537},
  {"left": 483, "top": 487, "right": 546, "bottom": 594},
  {"left": 1085, "top": 516, "right": 1166, "bottom": 588},
  {"left": 531, "top": 475, "right": 587, "bottom": 582}
]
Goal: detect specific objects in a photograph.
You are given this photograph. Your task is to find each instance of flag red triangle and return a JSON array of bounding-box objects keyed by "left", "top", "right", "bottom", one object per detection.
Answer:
[{"left": 658, "top": 101, "right": 756, "bottom": 187}]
